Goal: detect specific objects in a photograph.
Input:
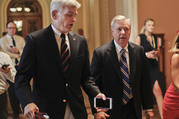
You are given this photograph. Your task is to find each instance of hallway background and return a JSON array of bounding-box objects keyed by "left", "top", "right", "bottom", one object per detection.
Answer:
[{"left": 0, "top": 0, "right": 179, "bottom": 118}]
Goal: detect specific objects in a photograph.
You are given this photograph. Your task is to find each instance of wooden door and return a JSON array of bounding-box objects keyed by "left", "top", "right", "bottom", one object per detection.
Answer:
[{"left": 7, "top": 0, "right": 42, "bottom": 38}]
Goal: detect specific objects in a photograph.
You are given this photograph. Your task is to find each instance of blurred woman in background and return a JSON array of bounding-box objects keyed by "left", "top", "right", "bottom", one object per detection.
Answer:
[{"left": 135, "top": 18, "right": 163, "bottom": 119}]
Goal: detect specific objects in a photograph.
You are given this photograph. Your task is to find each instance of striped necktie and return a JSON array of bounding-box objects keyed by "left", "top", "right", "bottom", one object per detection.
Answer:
[
  {"left": 119, "top": 49, "right": 132, "bottom": 104},
  {"left": 61, "top": 33, "right": 70, "bottom": 72}
]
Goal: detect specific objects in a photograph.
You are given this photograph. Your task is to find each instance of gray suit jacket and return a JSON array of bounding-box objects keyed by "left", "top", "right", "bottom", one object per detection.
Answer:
[{"left": 0, "top": 34, "right": 25, "bottom": 65}]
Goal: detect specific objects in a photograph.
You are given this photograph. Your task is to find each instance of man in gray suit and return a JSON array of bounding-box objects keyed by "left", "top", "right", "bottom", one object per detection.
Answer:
[
  {"left": 15, "top": 0, "right": 103, "bottom": 119},
  {"left": 90, "top": 15, "right": 154, "bottom": 119},
  {"left": 0, "top": 21, "right": 25, "bottom": 119},
  {"left": 0, "top": 21, "right": 25, "bottom": 66}
]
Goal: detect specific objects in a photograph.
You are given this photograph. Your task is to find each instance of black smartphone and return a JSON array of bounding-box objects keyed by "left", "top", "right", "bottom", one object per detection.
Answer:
[
  {"left": 94, "top": 97, "right": 112, "bottom": 109},
  {"left": 2, "top": 64, "right": 9, "bottom": 70}
]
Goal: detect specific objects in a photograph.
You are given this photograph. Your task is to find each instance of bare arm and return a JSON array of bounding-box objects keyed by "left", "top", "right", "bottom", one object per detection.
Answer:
[
  {"left": 157, "top": 37, "right": 161, "bottom": 50},
  {"left": 155, "top": 37, "right": 162, "bottom": 57},
  {"left": 171, "top": 53, "right": 179, "bottom": 91},
  {"left": 135, "top": 36, "right": 141, "bottom": 46},
  {"left": 135, "top": 35, "right": 157, "bottom": 59}
]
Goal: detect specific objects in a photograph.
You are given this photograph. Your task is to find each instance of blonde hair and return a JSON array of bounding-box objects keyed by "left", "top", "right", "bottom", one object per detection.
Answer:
[
  {"left": 140, "top": 18, "right": 155, "bottom": 33},
  {"left": 169, "top": 32, "right": 179, "bottom": 53}
]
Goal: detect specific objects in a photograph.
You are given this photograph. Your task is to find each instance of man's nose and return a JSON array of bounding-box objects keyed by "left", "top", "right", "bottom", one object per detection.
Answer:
[
  {"left": 72, "top": 17, "right": 76, "bottom": 22},
  {"left": 121, "top": 29, "right": 125, "bottom": 34}
]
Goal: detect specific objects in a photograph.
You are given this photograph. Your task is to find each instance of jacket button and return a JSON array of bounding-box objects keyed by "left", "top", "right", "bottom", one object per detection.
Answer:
[{"left": 63, "top": 99, "right": 67, "bottom": 103}]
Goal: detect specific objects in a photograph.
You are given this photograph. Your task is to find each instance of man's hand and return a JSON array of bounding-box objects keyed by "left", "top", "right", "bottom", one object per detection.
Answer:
[
  {"left": 96, "top": 93, "right": 106, "bottom": 100},
  {"left": 94, "top": 93, "right": 110, "bottom": 119},
  {"left": 9, "top": 46, "right": 19, "bottom": 54},
  {"left": 145, "top": 50, "right": 158, "bottom": 59},
  {"left": 94, "top": 111, "right": 110, "bottom": 119},
  {"left": 95, "top": 93, "right": 107, "bottom": 112},
  {"left": 145, "top": 110, "right": 154, "bottom": 119},
  {"left": 0, "top": 66, "right": 10, "bottom": 73},
  {"left": 24, "top": 103, "right": 39, "bottom": 119}
]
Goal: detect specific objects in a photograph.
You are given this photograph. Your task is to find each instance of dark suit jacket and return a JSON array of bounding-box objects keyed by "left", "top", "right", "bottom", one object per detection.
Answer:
[
  {"left": 90, "top": 40, "right": 153, "bottom": 119},
  {"left": 15, "top": 25, "right": 100, "bottom": 119}
]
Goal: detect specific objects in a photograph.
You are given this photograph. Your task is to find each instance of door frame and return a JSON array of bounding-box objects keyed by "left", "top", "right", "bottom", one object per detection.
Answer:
[{"left": 0, "top": 0, "right": 50, "bottom": 36}]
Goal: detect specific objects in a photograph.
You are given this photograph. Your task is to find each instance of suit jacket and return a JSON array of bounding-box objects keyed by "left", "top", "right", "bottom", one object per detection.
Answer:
[
  {"left": 0, "top": 34, "right": 25, "bottom": 65},
  {"left": 15, "top": 25, "right": 100, "bottom": 119},
  {"left": 90, "top": 40, "right": 153, "bottom": 119}
]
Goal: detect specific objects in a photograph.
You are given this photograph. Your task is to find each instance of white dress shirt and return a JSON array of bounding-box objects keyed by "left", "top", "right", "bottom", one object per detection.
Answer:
[
  {"left": 114, "top": 40, "right": 130, "bottom": 73},
  {"left": 51, "top": 25, "right": 71, "bottom": 54},
  {"left": 51, "top": 24, "right": 74, "bottom": 119},
  {"left": 0, "top": 52, "right": 16, "bottom": 95}
]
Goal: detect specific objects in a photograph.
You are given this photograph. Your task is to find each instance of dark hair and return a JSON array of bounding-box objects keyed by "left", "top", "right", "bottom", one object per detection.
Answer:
[
  {"left": 2, "top": 32, "right": 7, "bottom": 36},
  {"left": 144, "top": 18, "right": 155, "bottom": 25},
  {"left": 6, "top": 20, "right": 16, "bottom": 28},
  {"left": 78, "top": 28, "right": 84, "bottom": 36}
]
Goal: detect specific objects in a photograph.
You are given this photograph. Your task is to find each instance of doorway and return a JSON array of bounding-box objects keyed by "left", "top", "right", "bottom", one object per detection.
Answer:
[{"left": 7, "top": 0, "right": 42, "bottom": 38}]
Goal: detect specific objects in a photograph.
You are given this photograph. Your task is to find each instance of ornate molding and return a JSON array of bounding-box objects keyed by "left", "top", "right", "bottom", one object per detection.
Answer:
[{"left": 0, "top": 0, "right": 50, "bottom": 35}]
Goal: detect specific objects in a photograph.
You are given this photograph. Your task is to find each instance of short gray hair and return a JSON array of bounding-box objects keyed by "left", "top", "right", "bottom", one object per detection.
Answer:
[
  {"left": 111, "top": 15, "right": 131, "bottom": 28},
  {"left": 50, "top": 0, "right": 81, "bottom": 16}
]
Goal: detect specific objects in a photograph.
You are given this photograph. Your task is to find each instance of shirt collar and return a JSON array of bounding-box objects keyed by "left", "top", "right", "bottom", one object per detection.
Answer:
[
  {"left": 51, "top": 24, "right": 67, "bottom": 38},
  {"left": 7, "top": 34, "right": 13, "bottom": 39},
  {"left": 114, "top": 40, "right": 128, "bottom": 54}
]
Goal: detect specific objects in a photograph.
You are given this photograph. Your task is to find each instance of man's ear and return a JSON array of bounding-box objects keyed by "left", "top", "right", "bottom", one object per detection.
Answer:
[
  {"left": 111, "top": 28, "right": 114, "bottom": 34},
  {"left": 52, "top": 10, "right": 58, "bottom": 20}
]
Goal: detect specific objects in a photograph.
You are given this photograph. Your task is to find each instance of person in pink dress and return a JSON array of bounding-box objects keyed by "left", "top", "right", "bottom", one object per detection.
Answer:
[{"left": 162, "top": 32, "right": 179, "bottom": 119}]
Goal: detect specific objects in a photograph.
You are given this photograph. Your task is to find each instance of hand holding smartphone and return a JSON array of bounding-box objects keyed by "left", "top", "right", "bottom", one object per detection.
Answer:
[
  {"left": 94, "top": 97, "right": 112, "bottom": 109},
  {"left": 1, "top": 64, "right": 9, "bottom": 70}
]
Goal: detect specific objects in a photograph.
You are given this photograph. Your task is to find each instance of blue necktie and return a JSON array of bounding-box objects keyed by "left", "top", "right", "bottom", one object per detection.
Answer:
[
  {"left": 61, "top": 33, "right": 70, "bottom": 72},
  {"left": 119, "top": 49, "right": 132, "bottom": 104}
]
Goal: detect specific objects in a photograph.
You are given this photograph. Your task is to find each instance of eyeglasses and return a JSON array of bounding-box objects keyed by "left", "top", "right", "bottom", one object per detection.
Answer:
[{"left": 7, "top": 27, "right": 16, "bottom": 29}]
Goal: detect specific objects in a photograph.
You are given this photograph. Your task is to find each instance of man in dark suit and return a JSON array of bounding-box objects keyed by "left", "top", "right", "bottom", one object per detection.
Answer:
[
  {"left": 15, "top": 0, "right": 102, "bottom": 119},
  {"left": 90, "top": 15, "right": 154, "bottom": 119}
]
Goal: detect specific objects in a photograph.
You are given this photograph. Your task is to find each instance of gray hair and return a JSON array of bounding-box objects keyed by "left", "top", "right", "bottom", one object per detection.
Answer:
[
  {"left": 50, "top": 0, "right": 81, "bottom": 17},
  {"left": 111, "top": 15, "right": 131, "bottom": 28}
]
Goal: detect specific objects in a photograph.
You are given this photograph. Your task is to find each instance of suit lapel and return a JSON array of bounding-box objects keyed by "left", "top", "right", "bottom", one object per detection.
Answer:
[
  {"left": 107, "top": 41, "right": 123, "bottom": 80},
  {"left": 68, "top": 33, "right": 77, "bottom": 60},
  {"left": 46, "top": 27, "right": 78, "bottom": 79},
  {"left": 63, "top": 33, "right": 76, "bottom": 79},
  {"left": 128, "top": 42, "right": 136, "bottom": 86},
  {"left": 108, "top": 41, "right": 136, "bottom": 85},
  {"left": 47, "top": 25, "right": 63, "bottom": 72}
]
